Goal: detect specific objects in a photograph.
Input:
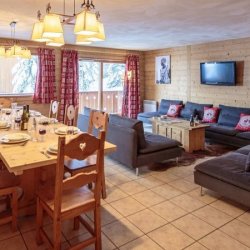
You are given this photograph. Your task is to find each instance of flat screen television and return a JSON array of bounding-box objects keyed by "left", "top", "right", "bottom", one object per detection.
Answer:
[{"left": 200, "top": 61, "right": 236, "bottom": 86}]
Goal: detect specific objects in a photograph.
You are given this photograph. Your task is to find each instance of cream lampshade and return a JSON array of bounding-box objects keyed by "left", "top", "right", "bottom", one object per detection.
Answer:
[
  {"left": 88, "top": 21, "right": 105, "bottom": 41},
  {"left": 46, "top": 36, "right": 65, "bottom": 47},
  {"left": 31, "top": 21, "right": 51, "bottom": 42},
  {"left": 0, "top": 47, "right": 5, "bottom": 56},
  {"left": 74, "top": 10, "right": 98, "bottom": 35},
  {"left": 10, "top": 45, "right": 22, "bottom": 57},
  {"left": 43, "top": 13, "right": 63, "bottom": 38},
  {"left": 21, "top": 49, "right": 32, "bottom": 59},
  {"left": 76, "top": 35, "right": 92, "bottom": 45}
]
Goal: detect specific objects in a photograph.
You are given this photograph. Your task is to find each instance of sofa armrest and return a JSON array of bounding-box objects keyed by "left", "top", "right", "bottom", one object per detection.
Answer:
[{"left": 106, "top": 124, "right": 138, "bottom": 168}]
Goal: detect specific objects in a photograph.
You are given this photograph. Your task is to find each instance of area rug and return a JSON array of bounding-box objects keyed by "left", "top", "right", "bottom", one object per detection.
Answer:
[{"left": 149, "top": 142, "right": 236, "bottom": 171}]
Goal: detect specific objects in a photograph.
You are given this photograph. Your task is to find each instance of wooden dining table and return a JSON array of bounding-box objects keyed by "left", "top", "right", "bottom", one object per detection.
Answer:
[{"left": 0, "top": 120, "right": 116, "bottom": 215}]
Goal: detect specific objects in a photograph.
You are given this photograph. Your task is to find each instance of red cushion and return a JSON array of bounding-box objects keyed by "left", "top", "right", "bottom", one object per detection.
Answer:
[
  {"left": 202, "top": 107, "right": 220, "bottom": 123},
  {"left": 167, "top": 104, "right": 182, "bottom": 117},
  {"left": 235, "top": 113, "right": 250, "bottom": 131}
]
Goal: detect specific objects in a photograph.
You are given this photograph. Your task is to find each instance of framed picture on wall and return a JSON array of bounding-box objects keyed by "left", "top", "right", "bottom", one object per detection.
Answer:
[{"left": 155, "top": 55, "right": 171, "bottom": 84}]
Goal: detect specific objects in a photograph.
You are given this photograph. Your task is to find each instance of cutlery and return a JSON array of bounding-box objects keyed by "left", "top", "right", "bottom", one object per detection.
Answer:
[{"left": 40, "top": 150, "right": 51, "bottom": 158}]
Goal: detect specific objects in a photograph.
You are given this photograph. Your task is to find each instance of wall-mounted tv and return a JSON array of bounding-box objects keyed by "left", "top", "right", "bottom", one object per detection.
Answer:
[{"left": 200, "top": 61, "right": 236, "bottom": 86}]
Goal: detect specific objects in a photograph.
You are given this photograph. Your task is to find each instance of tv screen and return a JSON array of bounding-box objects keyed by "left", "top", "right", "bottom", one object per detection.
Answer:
[{"left": 200, "top": 61, "right": 236, "bottom": 86}]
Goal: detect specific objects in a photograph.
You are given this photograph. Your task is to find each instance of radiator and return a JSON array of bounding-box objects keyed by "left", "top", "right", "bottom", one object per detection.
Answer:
[{"left": 143, "top": 100, "right": 157, "bottom": 112}]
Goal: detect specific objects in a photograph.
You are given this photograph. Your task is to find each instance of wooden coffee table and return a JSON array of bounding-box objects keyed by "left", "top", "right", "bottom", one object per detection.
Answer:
[{"left": 152, "top": 118, "right": 209, "bottom": 153}]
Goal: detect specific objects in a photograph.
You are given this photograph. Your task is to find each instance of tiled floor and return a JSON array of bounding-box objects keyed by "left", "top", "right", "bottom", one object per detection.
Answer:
[{"left": 1, "top": 156, "right": 250, "bottom": 250}]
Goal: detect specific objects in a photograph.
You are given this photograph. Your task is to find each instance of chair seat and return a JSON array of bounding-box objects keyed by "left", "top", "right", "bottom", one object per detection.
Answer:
[
  {"left": 38, "top": 186, "right": 95, "bottom": 214},
  {"left": 0, "top": 171, "right": 20, "bottom": 189},
  {"left": 64, "top": 155, "right": 97, "bottom": 173}
]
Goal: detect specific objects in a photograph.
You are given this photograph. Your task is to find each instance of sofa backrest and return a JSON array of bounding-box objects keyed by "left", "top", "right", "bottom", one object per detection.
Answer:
[
  {"left": 180, "top": 101, "right": 213, "bottom": 120},
  {"left": 109, "top": 114, "right": 147, "bottom": 149},
  {"left": 158, "top": 99, "right": 183, "bottom": 115},
  {"left": 218, "top": 105, "right": 250, "bottom": 127}
]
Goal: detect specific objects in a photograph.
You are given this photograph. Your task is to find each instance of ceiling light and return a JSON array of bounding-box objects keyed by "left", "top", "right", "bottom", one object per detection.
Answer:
[
  {"left": 46, "top": 36, "right": 65, "bottom": 47},
  {"left": 0, "top": 21, "right": 31, "bottom": 59},
  {"left": 31, "top": 0, "right": 105, "bottom": 46}
]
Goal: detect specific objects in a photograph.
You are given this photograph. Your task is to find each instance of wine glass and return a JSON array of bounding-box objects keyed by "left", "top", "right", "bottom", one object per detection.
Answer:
[
  {"left": 5, "top": 109, "right": 11, "bottom": 126},
  {"left": 14, "top": 111, "right": 21, "bottom": 130},
  {"left": 38, "top": 126, "right": 47, "bottom": 142}
]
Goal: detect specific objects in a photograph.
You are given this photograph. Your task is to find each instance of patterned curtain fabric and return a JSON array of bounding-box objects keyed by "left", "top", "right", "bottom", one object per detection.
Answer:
[
  {"left": 59, "top": 50, "right": 79, "bottom": 122},
  {"left": 122, "top": 55, "right": 141, "bottom": 119},
  {"left": 33, "top": 48, "right": 56, "bottom": 103}
]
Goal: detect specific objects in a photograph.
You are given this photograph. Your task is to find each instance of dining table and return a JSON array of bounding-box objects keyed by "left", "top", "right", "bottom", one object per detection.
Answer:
[{"left": 0, "top": 115, "right": 117, "bottom": 215}]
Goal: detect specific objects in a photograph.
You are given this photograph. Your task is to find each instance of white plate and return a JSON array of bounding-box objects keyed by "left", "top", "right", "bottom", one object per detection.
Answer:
[
  {"left": 48, "top": 144, "right": 58, "bottom": 152},
  {"left": 47, "top": 148, "right": 58, "bottom": 155},
  {"left": 55, "top": 127, "right": 80, "bottom": 135},
  {"left": 0, "top": 133, "right": 31, "bottom": 144}
]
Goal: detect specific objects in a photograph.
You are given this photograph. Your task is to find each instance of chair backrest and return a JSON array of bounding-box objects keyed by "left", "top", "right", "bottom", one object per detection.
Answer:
[
  {"left": 0, "top": 98, "right": 11, "bottom": 108},
  {"left": 49, "top": 100, "right": 60, "bottom": 119},
  {"left": 88, "top": 110, "right": 108, "bottom": 136},
  {"left": 54, "top": 132, "right": 105, "bottom": 215},
  {"left": 64, "top": 104, "right": 79, "bottom": 126}
]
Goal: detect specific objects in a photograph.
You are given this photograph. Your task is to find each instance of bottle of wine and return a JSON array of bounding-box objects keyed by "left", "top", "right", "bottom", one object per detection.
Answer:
[
  {"left": 26, "top": 104, "right": 30, "bottom": 118},
  {"left": 190, "top": 115, "right": 194, "bottom": 127},
  {"left": 21, "top": 105, "right": 29, "bottom": 131}
]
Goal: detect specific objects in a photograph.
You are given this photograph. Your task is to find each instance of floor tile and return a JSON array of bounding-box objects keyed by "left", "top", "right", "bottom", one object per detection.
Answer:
[
  {"left": 150, "top": 200, "right": 187, "bottom": 222},
  {"left": 0, "top": 223, "right": 20, "bottom": 241},
  {"left": 167, "top": 166, "right": 194, "bottom": 178},
  {"left": 170, "top": 194, "right": 206, "bottom": 212},
  {"left": 185, "top": 242, "right": 208, "bottom": 250},
  {"left": 238, "top": 211, "right": 250, "bottom": 226},
  {"left": 0, "top": 235, "right": 27, "bottom": 250},
  {"left": 151, "top": 184, "right": 183, "bottom": 199},
  {"left": 187, "top": 188, "right": 220, "bottom": 204},
  {"left": 69, "top": 232, "right": 116, "bottom": 250},
  {"left": 109, "top": 197, "right": 145, "bottom": 217},
  {"left": 119, "top": 235, "right": 163, "bottom": 250},
  {"left": 168, "top": 179, "right": 198, "bottom": 192},
  {"left": 135, "top": 176, "right": 164, "bottom": 189},
  {"left": 193, "top": 205, "right": 233, "bottom": 228},
  {"left": 172, "top": 214, "right": 215, "bottom": 240},
  {"left": 104, "top": 167, "right": 120, "bottom": 177},
  {"left": 199, "top": 230, "right": 249, "bottom": 250},
  {"left": 127, "top": 209, "right": 167, "bottom": 233},
  {"left": 104, "top": 186, "right": 128, "bottom": 203},
  {"left": 106, "top": 173, "right": 132, "bottom": 186},
  {"left": 119, "top": 181, "right": 147, "bottom": 195},
  {"left": 221, "top": 219, "right": 250, "bottom": 247},
  {"left": 102, "top": 218, "right": 143, "bottom": 247},
  {"left": 210, "top": 198, "right": 248, "bottom": 217},
  {"left": 132, "top": 189, "right": 165, "bottom": 207},
  {"left": 151, "top": 171, "right": 180, "bottom": 183},
  {"left": 148, "top": 224, "right": 194, "bottom": 250}
]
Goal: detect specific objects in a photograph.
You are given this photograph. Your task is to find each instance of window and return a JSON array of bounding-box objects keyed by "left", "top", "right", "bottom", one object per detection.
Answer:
[
  {"left": 79, "top": 60, "right": 125, "bottom": 113},
  {"left": 0, "top": 56, "right": 38, "bottom": 95}
]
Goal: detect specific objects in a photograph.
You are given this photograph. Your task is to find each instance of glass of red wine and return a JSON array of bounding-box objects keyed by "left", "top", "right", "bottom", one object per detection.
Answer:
[{"left": 39, "top": 126, "right": 47, "bottom": 142}]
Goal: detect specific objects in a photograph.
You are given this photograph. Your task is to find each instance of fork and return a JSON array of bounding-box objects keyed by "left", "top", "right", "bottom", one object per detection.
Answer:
[{"left": 40, "top": 150, "right": 51, "bottom": 158}]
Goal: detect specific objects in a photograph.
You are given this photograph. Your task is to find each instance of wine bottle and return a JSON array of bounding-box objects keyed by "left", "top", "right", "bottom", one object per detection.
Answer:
[
  {"left": 21, "top": 106, "right": 29, "bottom": 131},
  {"left": 190, "top": 115, "right": 194, "bottom": 127},
  {"left": 26, "top": 104, "right": 30, "bottom": 118}
]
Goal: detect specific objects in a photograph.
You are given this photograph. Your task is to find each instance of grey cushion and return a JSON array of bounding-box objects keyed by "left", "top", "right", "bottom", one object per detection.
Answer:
[
  {"left": 137, "top": 111, "right": 160, "bottom": 118},
  {"left": 139, "top": 132, "right": 181, "bottom": 154},
  {"left": 195, "top": 152, "right": 250, "bottom": 192},
  {"left": 218, "top": 105, "right": 250, "bottom": 127},
  {"left": 158, "top": 99, "right": 183, "bottom": 115},
  {"left": 236, "top": 132, "right": 250, "bottom": 140},
  {"left": 109, "top": 114, "right": 147, "bottom": 149},
  {"left": 180, "top": 102, "right": 213, "bottom": 120},
  {"left": 206, "top": 124, "right": 238, "bottom": 136},
  {"left": 246, "top": 153, "right": 250, "bottom": 172},
  {"left": 236, "top": 145, "right": 250, "bottom": 155}
]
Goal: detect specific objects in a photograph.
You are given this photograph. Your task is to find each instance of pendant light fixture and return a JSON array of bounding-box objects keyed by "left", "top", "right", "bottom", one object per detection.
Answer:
[
  {"left": 31, "top": 0, "right": 105, "bottom": 46},
  {"left": 0, "top": 21, "right": 31, "bottom": 59}
]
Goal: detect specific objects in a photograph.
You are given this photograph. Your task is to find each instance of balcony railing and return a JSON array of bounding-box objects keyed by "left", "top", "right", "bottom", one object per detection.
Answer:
[{"left": 79, "top": 90, "right": 123, "bottom": 114}]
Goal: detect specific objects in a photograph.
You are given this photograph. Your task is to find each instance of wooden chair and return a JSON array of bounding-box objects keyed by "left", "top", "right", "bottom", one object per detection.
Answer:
[
  {"left": 36, "top": 132, "right": 105, "bottom": 250},
  {"left": 64, "top": 110, "right": 108, "bottom": 198},
  {"left": 49, "top": 100, "right": 60, "bottom": 120},
  {"left": 64, "top": 104, "right": 79, "bottom": 126},
  {"left": 0, "top": 170, "right": 20, "bottom": 231}
]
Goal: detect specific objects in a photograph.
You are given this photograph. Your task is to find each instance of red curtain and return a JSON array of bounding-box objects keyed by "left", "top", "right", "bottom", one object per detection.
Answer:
[
  {"left": 122, "top": 55, "right": 141, "bottom": 119},
  {"left": 33, "top": 48, "right": 56, "bottom": 103},
  {"left": 59, "top": 50, "right": 79, "bottom": 122}
]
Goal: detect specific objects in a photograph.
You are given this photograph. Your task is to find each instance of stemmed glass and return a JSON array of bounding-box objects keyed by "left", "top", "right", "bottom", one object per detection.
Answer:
[
  {"left": 14, "top": 110, "right": 21, "bottom": 130},
  {"left": 5, "top": 109, "right": 11, "bottom": 126},
  {"left": 38, "top": 125, "right": 47, "bottom": 142}
]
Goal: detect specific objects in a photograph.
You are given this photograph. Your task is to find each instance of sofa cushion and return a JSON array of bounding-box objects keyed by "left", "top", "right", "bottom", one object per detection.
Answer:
[
  {"left": 218, "top": 105, "right": 250, "bottom": 127},
  {"left": 202, "top": 107, "right": 220, "bottom": 123},
  {"left": 236, "top": 145, "right": 250, "bottom": 155},
  {"left": 246, "top": 153, "right": 250, "bottom": 172},
  {"left": 137, "top": 111, "right": 160, "bottom": 119},
  {"left": 158, "top": 99, "right": 183, "bottom": 115},
  {"left": 109, "top": 114, "right": 147, "bottom": 149},
  {"left": 180, "top": 102, "right": 213, "bottom": 120},
  {"left": 139, "top": 132, "right": 181, "bottom": 154},
  {"left": 195, "top": 152, "right": 250, "bottom": 192},
  {"left": 235, "top": 113, "right": 250, "bottom": 131},
  {"left": 236, "top": 132, "right": 250, "bottom": 140},
  {"left": 205, "top": 124, "right": 238, "bottom": 136},
  {"left": 167, "top": 104, "right": 182, "bottom": 117}
]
